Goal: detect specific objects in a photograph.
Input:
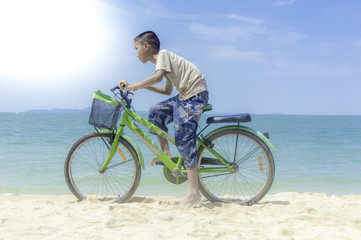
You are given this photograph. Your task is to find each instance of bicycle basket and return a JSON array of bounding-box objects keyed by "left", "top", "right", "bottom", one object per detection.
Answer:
[{"left": 88, "top": 90, "right": 122, "bottom": 129}]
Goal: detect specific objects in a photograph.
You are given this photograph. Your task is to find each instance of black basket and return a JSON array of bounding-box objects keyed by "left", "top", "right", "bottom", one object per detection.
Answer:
[{"left": 88, "top": 94, "right": 122, "bottom": 129}]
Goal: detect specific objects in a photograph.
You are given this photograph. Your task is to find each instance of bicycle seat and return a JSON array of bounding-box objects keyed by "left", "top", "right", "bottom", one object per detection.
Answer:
[{"left": 206, "top": 113, "right": 251, "bottom": 124}]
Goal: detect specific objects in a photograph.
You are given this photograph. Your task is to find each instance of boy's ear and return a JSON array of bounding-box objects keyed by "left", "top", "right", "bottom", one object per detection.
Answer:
[{"left": 144, "top": 42, "right": 149, "bottom": 51}]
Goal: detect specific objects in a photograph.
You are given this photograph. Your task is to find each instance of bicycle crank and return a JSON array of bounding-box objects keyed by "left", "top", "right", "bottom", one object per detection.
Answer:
[{"left": 163, "top": 167, "right": 187, "bottom": 185}]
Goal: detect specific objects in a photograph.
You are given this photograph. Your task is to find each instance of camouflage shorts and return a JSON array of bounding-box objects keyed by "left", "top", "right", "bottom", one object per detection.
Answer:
[{"left": 148, "top": 91, "right": 209, "bottom": 169}]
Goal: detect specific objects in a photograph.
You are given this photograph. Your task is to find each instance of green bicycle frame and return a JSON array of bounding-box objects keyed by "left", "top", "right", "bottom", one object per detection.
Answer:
[
  {"left": 98, "top": 107, "right": 234, "bottom": 175},
  {"left": 98, "top": 107, "right": 176, "bottom": 172}
]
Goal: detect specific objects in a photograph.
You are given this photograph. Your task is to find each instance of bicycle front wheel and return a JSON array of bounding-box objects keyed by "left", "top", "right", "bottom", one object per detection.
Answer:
[
  {"left": 197, "top": 128, "right": 275, "bottom": 205},
  {"left": 64, "top": 132, "right": 141, "bottom": 202}
]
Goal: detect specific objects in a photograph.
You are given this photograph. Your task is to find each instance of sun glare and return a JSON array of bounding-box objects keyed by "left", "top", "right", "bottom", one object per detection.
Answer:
[{"left": 0, "top": 0, "right": 108, "bottom": 80}]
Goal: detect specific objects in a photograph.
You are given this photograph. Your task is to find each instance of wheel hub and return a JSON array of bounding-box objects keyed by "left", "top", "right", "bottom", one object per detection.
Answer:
[{"left": 230, "top": 163, "right": 239, "bottom": 173}]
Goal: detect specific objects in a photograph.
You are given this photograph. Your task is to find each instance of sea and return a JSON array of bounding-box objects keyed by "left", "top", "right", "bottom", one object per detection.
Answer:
[{"left": 0, "top": 112, "right": 360, "bottom": 197}]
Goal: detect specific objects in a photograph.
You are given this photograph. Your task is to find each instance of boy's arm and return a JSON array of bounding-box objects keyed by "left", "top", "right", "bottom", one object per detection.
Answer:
[
  {"left": 144, "top": 80, "right": 172, "bottom": 96},
  {"left": 123, "top": 70, "right": 172, "bottom": 95}
]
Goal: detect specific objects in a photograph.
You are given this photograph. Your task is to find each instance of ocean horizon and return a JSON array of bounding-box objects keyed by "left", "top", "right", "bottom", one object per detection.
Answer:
[{"left": 5, "top": 106, "right": 361, "bottom": 116}]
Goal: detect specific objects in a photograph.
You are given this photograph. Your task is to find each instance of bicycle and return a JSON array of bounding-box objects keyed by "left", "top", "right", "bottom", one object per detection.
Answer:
[{"left": 64, "top": 86, "right": 276, "bottom": 205}]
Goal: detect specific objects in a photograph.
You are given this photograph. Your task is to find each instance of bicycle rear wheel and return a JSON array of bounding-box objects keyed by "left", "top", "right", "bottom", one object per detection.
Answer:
[
  {"left": 64, "top": 132, "right": 141, "bottom": 202},
  {"left": 197, "top": 128, "right": 275, "bottom": 205}
]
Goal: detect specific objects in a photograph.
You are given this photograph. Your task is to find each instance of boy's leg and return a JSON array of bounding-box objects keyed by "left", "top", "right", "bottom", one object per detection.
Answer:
[
  {"left": 150, "top": 135, "right": 171, "bottom": 166},
  {"left": 179, "top": 167, "right": 201, "bottom": 209},
  {"left": 174, "top": 91, "right": 208, "bottom": 208},
  {"left": 148, "top": 96, "right": 177, "bottom": 166},
  {"left": 176, "top": 122, "right": 201, "bottom": 208}
]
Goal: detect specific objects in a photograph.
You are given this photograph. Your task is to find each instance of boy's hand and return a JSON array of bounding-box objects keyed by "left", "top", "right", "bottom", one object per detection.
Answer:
[{"left": 118, "top": 80, "right": 129, "bottom": 90}]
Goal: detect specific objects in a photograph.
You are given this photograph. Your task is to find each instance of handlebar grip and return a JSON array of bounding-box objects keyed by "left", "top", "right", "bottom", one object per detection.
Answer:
[{"left": 119, "top": 82, "right": 127, "bottom": 90}]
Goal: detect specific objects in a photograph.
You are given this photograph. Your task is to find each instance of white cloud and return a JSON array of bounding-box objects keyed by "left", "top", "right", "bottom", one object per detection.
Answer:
[
  {"left": 141, "top": 0, "right": 196, "bottom": 20},
  {"left": 188, "top": 12, "right": 307, "bottom": 62},
  {"left": 272, "top": 0, "right": 296, "bottom": 6},
  {"left": 224, "top": 14, "right": 265, "bottom": 24},
  {"left": 208, "top": 45, "right": 264, "bottom": 62},
  {"left": 189, "top": 22, "right": 269, "bottom": 43},
  {"left": 190, "top": 23, "right": 242, "bottom": 42},
  {"left": 189, "top": 20, "right": 305, "bottom": 48},
  {"left": 271, "top": 31, "right": 307, "bottom": 46},
  {"left": 267, "top": 59, "right": 359, "bottom": 77}
]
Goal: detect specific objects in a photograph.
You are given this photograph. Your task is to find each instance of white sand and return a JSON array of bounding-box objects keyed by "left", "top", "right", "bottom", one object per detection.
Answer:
[{"left": 1, "top": 192, "right": 361, "bottom": 240}]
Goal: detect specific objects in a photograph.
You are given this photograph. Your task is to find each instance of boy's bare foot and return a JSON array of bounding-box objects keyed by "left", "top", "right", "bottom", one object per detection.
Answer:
[
  {"left": 178, "top": 192, "right": 201, "bottom": 209},
  {"left": 150, "top": 157, "right": 162, "bottom": 167}
]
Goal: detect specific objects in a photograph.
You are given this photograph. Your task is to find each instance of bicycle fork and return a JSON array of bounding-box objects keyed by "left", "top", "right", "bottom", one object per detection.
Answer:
[{"left": 98, "top": 127, "right": 124, "bottom": 173}]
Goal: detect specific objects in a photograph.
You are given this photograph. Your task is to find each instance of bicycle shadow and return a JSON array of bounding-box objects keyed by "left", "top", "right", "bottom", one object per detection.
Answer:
[
  {"left": 128, "top": 196, "right": 156, "bottom": 203},
  {"left": 127, "top": 196, "right": 290, "bottom": 209},
  {"left": 258, "top": 200, "right": 290, "bottom": 205},
  {"left": 196, "top": 199, "right": 290, "bottom": 209},
  {"left": 128, "top": 196, "right": 183, "bottom": 206}
]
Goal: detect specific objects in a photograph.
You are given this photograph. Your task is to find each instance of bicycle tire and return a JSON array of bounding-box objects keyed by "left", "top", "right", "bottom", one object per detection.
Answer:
[
  {"left": 197, "top": 128, "right": 275, "bottom": 205},
  {"left": 64, "top": 132, "right": 141, "bottom": 203}
]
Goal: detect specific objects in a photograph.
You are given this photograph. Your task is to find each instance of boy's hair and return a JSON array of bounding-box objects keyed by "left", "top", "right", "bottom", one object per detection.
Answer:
[{"left": 134, "top": 31, "right": 160, "bottom": 53}]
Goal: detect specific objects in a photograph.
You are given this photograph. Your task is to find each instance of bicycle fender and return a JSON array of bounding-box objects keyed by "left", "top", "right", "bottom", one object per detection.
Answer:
[
  {"left": 121, "top": 133, "right": 145, "bottom": 170},
  {"left": 96, "top": 129, "right": 145, "bottom": 170},
  {"left": 200, "top": 125, "right": 276, "bottom": 151}
]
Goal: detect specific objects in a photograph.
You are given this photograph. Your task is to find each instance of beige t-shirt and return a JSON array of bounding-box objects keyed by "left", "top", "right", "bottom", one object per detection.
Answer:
[{"left": 155, "top": 50, "right": 207, "bottom": 101}]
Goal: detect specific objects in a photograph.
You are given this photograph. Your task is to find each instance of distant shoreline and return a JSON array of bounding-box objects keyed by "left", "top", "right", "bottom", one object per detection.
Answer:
[
  {"left": 23, "top": 107, "right": 91, "bottom": 114},
  {"left": 2, "top": 111, "right": 361, "bottom": 116}
]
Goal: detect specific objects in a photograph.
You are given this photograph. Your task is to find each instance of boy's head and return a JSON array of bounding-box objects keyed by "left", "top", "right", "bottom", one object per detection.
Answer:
[
  {"left": 134, "top": 31, "right": 160, "bottom": 52},
  {"left": 134, "top": 31, "right": 160, "bottom": 63}
]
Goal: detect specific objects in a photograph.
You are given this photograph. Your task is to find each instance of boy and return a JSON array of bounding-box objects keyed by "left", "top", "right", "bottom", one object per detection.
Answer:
[{"left": 118, "top": 31, "right": 208, "bottom": 209}]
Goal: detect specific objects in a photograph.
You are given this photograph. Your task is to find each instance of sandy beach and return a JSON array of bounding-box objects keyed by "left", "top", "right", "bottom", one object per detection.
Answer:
[{"left": 1, "top": 192, "right": 360, "bottom": 240}]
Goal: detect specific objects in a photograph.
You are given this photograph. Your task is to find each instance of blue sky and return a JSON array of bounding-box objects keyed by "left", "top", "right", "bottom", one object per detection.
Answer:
[{"left": 0, "top": 0, "right": 360, "bottom": 115}]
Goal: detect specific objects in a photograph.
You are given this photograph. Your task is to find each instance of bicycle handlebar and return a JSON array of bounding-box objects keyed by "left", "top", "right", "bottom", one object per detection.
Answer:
[
  {"left": 110, "top": 84, "right": 133, "bottom": 108},
  {"left": 110, "top": 81, "right": 127, "bottom": 92},
  {"left": 110, "top": 86, "right": 120, "bottom": 91}
]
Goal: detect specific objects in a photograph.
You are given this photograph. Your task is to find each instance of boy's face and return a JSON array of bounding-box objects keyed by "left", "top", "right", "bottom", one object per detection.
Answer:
[{"left": 134, "top": 41, "right": 149, "bottom": 64}]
